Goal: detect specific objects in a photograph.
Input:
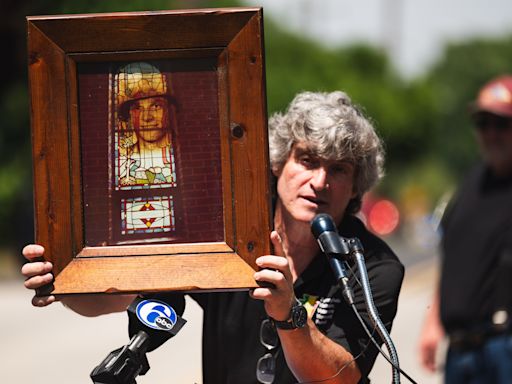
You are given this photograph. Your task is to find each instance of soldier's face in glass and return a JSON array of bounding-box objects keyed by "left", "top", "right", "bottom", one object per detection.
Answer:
[{"left": 130, "top": 97, "right": 169, "bottom": 143}]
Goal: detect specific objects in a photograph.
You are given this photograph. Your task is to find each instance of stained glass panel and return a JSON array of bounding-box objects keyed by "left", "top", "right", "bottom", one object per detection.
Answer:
[
  {"left": 113, "top": 62, "right": 178, "bottom": 190},
  {"left": 79, "top": 58, "right": 224, "bottom": 246},
  {"left": 120, "top": 196, "right": 175, "bottom": 235}
]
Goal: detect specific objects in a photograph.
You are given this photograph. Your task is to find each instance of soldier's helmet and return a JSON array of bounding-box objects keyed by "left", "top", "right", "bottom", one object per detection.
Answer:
[{"left": 116, "top": 62, "right": 174, "bottom": 121}]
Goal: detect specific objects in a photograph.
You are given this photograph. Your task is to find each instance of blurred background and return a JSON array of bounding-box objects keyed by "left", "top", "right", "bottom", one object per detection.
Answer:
[{"left": 1, "top": 0, "right": 512, "bottom": 383}]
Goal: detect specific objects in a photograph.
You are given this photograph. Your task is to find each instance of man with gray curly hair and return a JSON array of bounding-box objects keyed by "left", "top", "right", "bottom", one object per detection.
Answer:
[
  {"left": 246, "top": 90, "right": 403, "bottom": 383},
  {"left": 22, "top": 90, "right": 403, "bottom": 384}
]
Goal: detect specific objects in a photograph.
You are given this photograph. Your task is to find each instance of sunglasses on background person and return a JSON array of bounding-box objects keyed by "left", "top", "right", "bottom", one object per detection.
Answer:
[
  {"left": 473, "top": 113, "right": 512, "bottom": 132},
  {"left": 257, "top": 318, "right": 281, "bottom": 384}
]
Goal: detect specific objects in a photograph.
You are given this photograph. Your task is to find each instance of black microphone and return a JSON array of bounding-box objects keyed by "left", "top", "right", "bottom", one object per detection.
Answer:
[
  {"left": 127, "top": 293, "right": 187, "bottom": 352},
  {"left": 91, "top": 293, "right": 187, "bottom": 383},
  {"left": 311, "top": 213, "right": 354, "bottom": 304}
]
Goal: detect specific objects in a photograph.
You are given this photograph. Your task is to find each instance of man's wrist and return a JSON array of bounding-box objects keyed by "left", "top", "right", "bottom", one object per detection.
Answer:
[{"left": 270, "top": 298, "right": 307, "bottom": 330}]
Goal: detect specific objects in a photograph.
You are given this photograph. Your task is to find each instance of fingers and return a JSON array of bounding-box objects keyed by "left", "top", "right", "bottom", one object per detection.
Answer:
[
  {"left": 270, "top": 231, "right": 284, "bottom": 257},
  {"left": 250, "top": 231, "right": 296, "bottom": 320},
  {"left": 31, "top": 294, "right": 56, "bottom": 307},
  {"left": 21, "top": 243, "right": 52, "bottom": 284},
  {"left": 419, "top": 343, "right": 437, "bottom": 372},
  {"left": 418, "top": 332, "right": 438, "bottom": 372},
  {"left": 256, "top": 254, "right": 288, "bottom": 272},
  {"left": 22, "top": 244, "right": 45, "bottom": 261},
  {"left": 253, "top": 267, "right": 287, "bottom": 294},
  {"left": 21, "top": 260, "right": 53, "bottom": 281},
  {"left": 21, "top": 244, "right": 55, "bottom": 306},
  {"left": 23, "top": 270, "right": 54, "bottom": 290},
  {"left": 253, "top": 231, "right": 293, "bottom": 292}
]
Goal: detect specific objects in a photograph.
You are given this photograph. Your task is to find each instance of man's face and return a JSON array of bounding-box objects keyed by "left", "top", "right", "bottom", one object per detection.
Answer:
[
  {"left": 473, "top": 112, "right": 512, "bottom": 177},
  {"left": 275, "top": 142, "right": 357, "bottom": 225},
  {"left": 130, "top": 96, "right": 169, "bottom": 143}
]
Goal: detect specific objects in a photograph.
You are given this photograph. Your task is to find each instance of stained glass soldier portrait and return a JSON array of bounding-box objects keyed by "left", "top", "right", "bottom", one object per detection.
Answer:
[
  {"left": 114, "top": 62, "right": 177, "bottom": 189},
  {"left": 112, "top": 62, "right": 179, "bottom": 238}
]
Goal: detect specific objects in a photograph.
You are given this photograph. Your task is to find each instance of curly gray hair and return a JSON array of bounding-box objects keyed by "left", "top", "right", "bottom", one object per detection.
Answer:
[{"left": 268, "top": 91, "right": 385, "bottom": 214}]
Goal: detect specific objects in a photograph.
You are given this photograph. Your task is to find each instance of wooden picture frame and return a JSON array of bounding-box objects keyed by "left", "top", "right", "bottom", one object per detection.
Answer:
[{"left": 27, "top": 8, "right": 272, "bottom": 295}]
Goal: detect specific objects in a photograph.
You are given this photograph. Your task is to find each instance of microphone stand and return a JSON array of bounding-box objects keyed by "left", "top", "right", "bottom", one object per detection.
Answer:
[
  {"left": 311, "top": 213, "right": 400, "bottom": 383},
  {"left": 344, "top": 237, "right": 401, "bottom": 384}
]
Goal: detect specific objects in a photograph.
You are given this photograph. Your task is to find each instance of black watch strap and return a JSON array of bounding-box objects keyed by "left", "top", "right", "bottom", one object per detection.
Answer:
[{"left": 272, "top": 317, "right": 296, "bottom": 330}]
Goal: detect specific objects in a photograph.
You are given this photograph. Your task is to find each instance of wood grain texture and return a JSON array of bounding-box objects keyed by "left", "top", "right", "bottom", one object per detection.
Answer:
[
  {"left": 53, "top": 253, "right": 259, "bottom": 294},
  {"left": 77, "top": 242, "right": 233, "bottom": 257},
  {"left": 28, "top": 22, "right": 74, "bottom": 275},
  {"left": 227, "top": 11, "right": 272, "bottom": 267},
  {"left": 27, "top": 9, "right": 255, "bottom": 53}
]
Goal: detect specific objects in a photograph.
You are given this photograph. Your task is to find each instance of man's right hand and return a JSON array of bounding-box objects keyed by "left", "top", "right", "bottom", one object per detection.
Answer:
[
  {"left": 417, "top": 292, "right": 445, "bottom": 373},
  {"left": 21, "top": 244, "right": 56, "bottom": 307}
]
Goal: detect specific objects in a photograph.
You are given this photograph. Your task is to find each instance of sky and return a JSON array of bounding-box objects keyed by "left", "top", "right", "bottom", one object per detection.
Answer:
[{"left": 244, "top": 0, "right": 512, "bottom": 78}]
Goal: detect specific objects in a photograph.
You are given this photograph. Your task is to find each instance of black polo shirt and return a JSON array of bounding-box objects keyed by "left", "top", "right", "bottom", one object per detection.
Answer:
[
  {"left": 144, "top": 215, "right": 403, "bottom": 383},
  {"left": 440, "top": 164, "right": 512, "bottom": 333}
]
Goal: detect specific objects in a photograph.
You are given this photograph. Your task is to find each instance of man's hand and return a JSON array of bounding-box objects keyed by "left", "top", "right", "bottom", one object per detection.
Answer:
[
  {"left": 250, "top": 231, "right": 296, "bottom": 321},
  {"left": 21, "top": 244, "right": 56, "bottom": 307},
  {"left": 418, "top": 293, "right": 445, "bottom": 372}
]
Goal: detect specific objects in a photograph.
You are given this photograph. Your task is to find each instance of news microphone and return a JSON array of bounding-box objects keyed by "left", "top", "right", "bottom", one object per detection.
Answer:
[
  {"left": 311, "top": 213, "right": 354, "bottom": 304},
  {"left": 91, "top": 294, "right": 187, "bottom": 383}
]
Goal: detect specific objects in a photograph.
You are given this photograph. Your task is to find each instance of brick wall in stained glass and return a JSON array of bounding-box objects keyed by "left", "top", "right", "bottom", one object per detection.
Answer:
[{"left": 79, "top": 58, "right": 225, "bottom": 247}]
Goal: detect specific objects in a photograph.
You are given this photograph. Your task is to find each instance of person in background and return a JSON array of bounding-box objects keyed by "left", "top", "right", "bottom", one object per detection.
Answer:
[
  {"left": 22, "top": 91, "right": 404, "bottom": 384},
  {"left": 418, "top": 75, "right": 512, "bottom": 383}
]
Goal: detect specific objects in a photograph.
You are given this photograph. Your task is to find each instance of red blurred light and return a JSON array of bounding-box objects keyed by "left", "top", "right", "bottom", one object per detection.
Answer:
[{"left": 368, "top": 199, "right": 400, "bottom": 235}]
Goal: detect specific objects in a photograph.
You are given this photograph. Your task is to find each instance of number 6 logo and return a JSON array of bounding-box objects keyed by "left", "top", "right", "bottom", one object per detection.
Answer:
[{"left": 136, "top": 299, "right": 178, "bottom": 331}]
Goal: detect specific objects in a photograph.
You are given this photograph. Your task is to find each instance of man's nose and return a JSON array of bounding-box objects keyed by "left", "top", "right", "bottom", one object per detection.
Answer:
[
  {"left": 310, "top": 167, "right": 328, "bottom": 191},
  {"left": 141, "top": 108, "right": 155, "bottom": 121}
]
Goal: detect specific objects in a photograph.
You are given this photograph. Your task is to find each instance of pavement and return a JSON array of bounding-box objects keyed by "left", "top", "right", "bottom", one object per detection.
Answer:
[{"left": 0, "top": 245, "right": 444, "bottom": 384}]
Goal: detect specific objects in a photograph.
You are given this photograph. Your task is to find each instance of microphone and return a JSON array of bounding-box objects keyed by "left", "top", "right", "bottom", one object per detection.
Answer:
[
  {"left": 91, "top": 294, "right": 186, "bottom": 383},
  {"left": 311, "top": 213, "right": 354, "bottom": 304}
]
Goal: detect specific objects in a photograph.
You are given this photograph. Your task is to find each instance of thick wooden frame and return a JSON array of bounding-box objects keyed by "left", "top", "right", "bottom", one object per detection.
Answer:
[{"left": 27, "top": 8, "right": 271, "bottom": 295}]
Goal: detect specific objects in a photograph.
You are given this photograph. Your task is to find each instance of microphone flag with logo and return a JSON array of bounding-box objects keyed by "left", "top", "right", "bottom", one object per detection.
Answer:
[{"left": 128, "top": 294, "right": 187, "bottom": 352}]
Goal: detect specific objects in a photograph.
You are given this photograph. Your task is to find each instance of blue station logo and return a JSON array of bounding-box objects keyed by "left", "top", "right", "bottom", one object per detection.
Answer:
[{"left": 135, "top": 299, "right": 178, "bottom": 331}]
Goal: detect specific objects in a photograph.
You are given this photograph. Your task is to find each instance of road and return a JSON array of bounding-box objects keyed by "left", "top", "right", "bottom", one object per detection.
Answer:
[{"left": 1, "top": 244, "right": 443, "bottom": 384}]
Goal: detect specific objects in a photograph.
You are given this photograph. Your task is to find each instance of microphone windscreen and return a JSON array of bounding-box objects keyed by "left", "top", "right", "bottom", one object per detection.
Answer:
[{"left": 311, "top": 213, "right": 336, "bottom": 238}]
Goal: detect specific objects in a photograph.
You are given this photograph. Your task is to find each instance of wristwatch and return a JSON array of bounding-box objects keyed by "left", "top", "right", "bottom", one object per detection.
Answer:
[{"left": 271, "top": 299, "right": 307, "bottom": 330}]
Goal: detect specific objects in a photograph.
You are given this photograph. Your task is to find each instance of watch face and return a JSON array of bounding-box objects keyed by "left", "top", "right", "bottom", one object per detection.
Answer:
[{"left": 292, "top": 305, "right": 307, "bottom": 328}]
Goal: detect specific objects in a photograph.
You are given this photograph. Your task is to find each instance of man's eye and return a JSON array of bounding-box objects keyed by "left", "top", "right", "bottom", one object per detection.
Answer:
[
  {"left": 331, "top": 165, "right": 346, "bottom": 173},
  {"left": 330, "top": 163, "right": 353, "bottom": 176},
  {"left": 299, "top": 156, "right": 315, "bottom": 167}
]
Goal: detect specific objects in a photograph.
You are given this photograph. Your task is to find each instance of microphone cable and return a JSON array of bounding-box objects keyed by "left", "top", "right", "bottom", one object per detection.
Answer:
[
  {"left": 346, "top": 262, "right": 419, "bottom": 384},
  {"left": 295, "top": 322, "right": 378, "bottom": 384},
  {"left": 294, "top": 270, "right": 419, "bottom": 384}
]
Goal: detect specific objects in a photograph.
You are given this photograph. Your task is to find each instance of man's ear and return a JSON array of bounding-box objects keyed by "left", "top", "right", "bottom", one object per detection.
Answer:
[{"left": 271, "top": 165, "right": 282, "bottom": 177}]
